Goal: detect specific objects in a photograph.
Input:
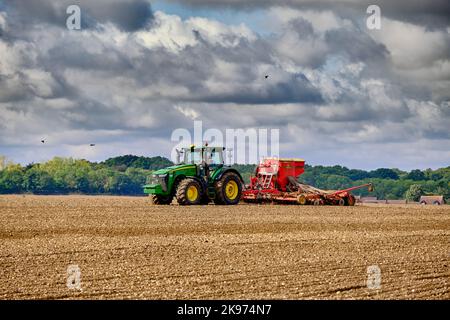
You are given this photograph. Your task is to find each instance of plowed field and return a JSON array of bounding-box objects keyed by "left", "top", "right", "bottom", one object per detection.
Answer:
[{"left": 0, "top": 195, "right": 449, "bottom": 299}]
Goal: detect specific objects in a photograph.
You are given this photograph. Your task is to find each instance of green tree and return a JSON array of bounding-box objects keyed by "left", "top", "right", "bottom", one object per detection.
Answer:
[
  {"left": 23, "top": 166, "right": 56, "bottom": 194},
  {"left": 0, "top": 164, "right": 24, "bottom": 193},
  {"left": 0, "top": 155, "right": 14, "bottom": 171},
  {"left": 323, "top": 174, "right": 352, "bottom": 190},
  {"left": 109, "top": 173, "right": 140, "bottom": 195},
  {"left": 231, "top": 164, "right": 256, "bottom": 184},
  {"left": 405, "top": 184, "right": 424, "bottom": 201},
  {"left": 125, "top": 167, "right": 148, "bottom": 191},
  {"left": 423, "top": 168, "right": 442, "bottom": 181},
  {"left": 406, "top": 169, "right": 426, "bottom": 181},
  {"left": 88, "top": 168, "right": 113, "bottom": 193},
  {"left": 370, "top": 168, "right": 399, "bottom": 180},
  {"left": 39, "top": 157, "right": 92, "bottom": 193},
  {"left": 347, "top": 169, "right": 370, "bottom": 181},
  {"left": 103, "top": 155, "right": 173, "bottom": 170}
]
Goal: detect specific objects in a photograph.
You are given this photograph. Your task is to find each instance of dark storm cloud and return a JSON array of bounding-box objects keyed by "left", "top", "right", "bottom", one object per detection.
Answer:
[
  {"left": 45, "top": 41, "right": 135, "bottom": 72},
  {"left": 198, "top": 73, "right": 323, "bottom": 104},
  {"left": 131, "top": 44, "right": 216, "bottom": 97},
  {"left": 167, "top": 0, "right": 450, "bottom": 28},
  {"left": 59, "top": 99, "right": 127, "bottom": 131},
  {"left": 30, "top": 21, "right": 320, "bottom": 106},
  {"left": 126, "top": 37, "right": 323, "bottom": 104},
  {"left": 4, "top": 0, "right": 154, "bottom": 31}
]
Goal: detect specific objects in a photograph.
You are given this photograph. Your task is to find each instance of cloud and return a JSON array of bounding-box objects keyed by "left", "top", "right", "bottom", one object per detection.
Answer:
[
  {"left": 4, "top": 0, "right": 154, "bottom": 31},
  {"left": 370, "top": 19, "right": 450, "bottom": 70},
  {"left": 166, "top": 0, "right": 450, "bottom": 28},
  {"left": 0, "top": 11, "right": 7, "bottom": 33},
  {"left": 0, "top": 2, "right": 449, "bottom": 169}
]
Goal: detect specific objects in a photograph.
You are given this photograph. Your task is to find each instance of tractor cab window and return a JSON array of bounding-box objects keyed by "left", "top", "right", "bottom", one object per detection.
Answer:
[
  {"left": 184, "top": 150, "right": 202, "bottom": 164},
  {"left": 182, "top": 147, "right": 224, "bottom": 165},
  {"left": 206, "top": 149, "right": 223, "bottom": 166}
]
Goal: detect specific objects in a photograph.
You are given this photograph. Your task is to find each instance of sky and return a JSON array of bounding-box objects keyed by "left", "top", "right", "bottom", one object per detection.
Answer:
[{"left": 0, "top": 0, "right": 449, "bottom": 170}]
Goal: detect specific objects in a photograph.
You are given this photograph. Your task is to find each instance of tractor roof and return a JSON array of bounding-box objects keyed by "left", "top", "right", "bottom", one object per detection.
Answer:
[{"left": 182, "top": 146, "right": 225, "bottom": 152}]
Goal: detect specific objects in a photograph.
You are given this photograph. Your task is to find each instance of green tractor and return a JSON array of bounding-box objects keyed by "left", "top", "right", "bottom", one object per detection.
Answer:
[{"left": 143, "top": 145, "right": 244, "bottom": 205}]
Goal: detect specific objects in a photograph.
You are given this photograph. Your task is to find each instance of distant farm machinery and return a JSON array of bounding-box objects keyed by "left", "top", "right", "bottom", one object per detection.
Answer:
[
  {"left": 144, "top": 145, "right": 373, "bottom": 206},
  {"left": 241, "top": 157, "right": 373, "bottom": 206},
  {"left": 144, "top": 145, "right": 244, "bottom": 205}
]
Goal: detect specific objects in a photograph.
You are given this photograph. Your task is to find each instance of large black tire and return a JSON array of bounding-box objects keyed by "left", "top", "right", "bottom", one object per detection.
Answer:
[
  {"left": 214, "top": 172, "right": 242, "bottom": 205},
  {"left": 151, "top": 194, "right": 173, "bottom": 205},
  {"left": 176, "top": 178, "right": 203, "bottom": 205}
]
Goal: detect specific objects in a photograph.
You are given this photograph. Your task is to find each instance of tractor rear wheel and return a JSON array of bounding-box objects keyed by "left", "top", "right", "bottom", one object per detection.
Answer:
[
  {"left": 214, "top": 172, "right": 242, "bottom": 205},
  {"left": 151, "top": 194, "right": 173, "bottom": 205},
  {"left": 176, "top": 178, "right": 203, "bottom": 205}
]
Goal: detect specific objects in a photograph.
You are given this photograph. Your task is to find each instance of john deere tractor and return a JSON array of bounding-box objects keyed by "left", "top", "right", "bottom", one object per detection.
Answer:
[{"left": 143, "top": 146, "right": 243, "bottom": 205}]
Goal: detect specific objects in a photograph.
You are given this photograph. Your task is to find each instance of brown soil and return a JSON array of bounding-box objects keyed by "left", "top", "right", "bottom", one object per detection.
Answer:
[{"left": 0, "top": 195, "right": 449, "bottom": 299}]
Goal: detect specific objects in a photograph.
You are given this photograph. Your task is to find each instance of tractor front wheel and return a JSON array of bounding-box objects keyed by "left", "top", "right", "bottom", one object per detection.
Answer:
[
  {"left": 176, "top": 178, "right": 203, "bottom": 205},
  {"left": 151, "top": 194, "right": 173, "bottom": 205},
  {"left": 214, "top": 172, "right": 242, "bottom": 205}
]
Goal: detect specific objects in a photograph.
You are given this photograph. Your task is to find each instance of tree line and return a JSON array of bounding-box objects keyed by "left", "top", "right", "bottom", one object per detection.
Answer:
[
  {"left": 0, "top": 155, "right": 170, "bottom": 195},
  {"left": 0, "top": 155, "right": 449, "bottom": 201}
]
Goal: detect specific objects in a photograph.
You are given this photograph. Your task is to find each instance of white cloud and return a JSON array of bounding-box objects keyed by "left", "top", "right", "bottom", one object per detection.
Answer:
[
  {"left": 0, "top": 41, "right": 27, "bottom": 76},
  {"left": 135, "top": 12, "right": 198, "bottom": 52},
  {"left": 268, "top": 7, "right": 351, "bottom": 33},
  {"left": 135, "top": 11, "right": 256, "bottom": 53},
  {"left": 24, "top": 69, "right": 60, "bottom": 98},
  {"left": 186, "top": 16, "right": 256, "bottom": 45},
  {"left": 275, "top": 28, "right": 328, "bottom": 67},
  {"left": 174, "top": 105, "right": 199, "bottom": 120},
  {"left": 370, "top": 18, "right": 450, "bottom": 70},
  {"left": 0, "top": 11, "right": 7, "bottom": 32}
]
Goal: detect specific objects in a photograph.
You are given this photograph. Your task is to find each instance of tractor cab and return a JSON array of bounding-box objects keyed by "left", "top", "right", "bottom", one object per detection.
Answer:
[
  {"left": 178, "top": 146, "right": 225, "bottom": 179},
  {"left": 144, "top": 145, "right": 243, "bottom": 206},
  {"left": 178, "top": 146, "right": 225, "bottom": 166}
]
